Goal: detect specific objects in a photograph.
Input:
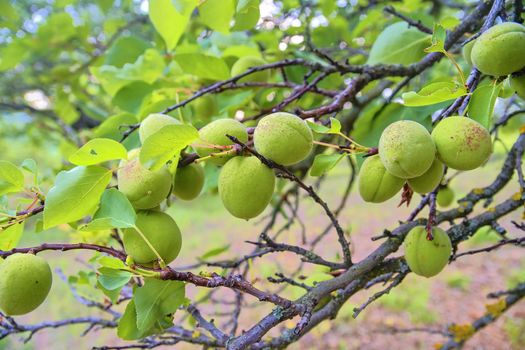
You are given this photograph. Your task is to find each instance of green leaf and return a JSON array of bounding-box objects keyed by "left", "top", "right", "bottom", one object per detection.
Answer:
[
  {"left": 140, "top": 124, "right": 199, "bottom": 171},
  {"left": 149, "top": 0, "right": 195, "bottom": 51},
  {"left": 20, "top": 159, "right": 37, "bottom": 174},
  {"left": 79, "top": 189, "right": 136, "bottom": 231},
  {"left": 425, "top": 24, "right": 446, "bottom": 53},
  {"left": 232, "top": 0, "right": 260, "bottom": 31},
  {"left": 174, "top": 53, "right": 230, "bottom": 81},
  {"left": 0, "top": 221, "right": 24, "bottom": 250},
  {"left": 118, "top": 298, "right": 173, "bottom": 340},
  {"left": 98, "top": 256, "right": 127, "bottom": 269},
  {"left": 0, "top": 161, "right": 24, "bottom": 196},
  {"left": 402, "top": 82, "right": 468, "bottom": 107},
  {"left": 367, "top": 22, "right": 431, "bottom": 65},
  {"left": 307, "top": 118, "right": 340, "bottom": 134},
  {"left": 199, "top": 0, "right": 235, "bottom": 34},
  {"left": 329, "top": 118, "right": 341, "bottom": 134},
  {"left": 112, "top": 82, "right": 155, "bottom": 114},
  {"left": 98, "top": 267, "right": 132, "bottom": 290},
  {"left": 200, "top": 244, "right": 230, "bottom": 260},
  {"left": 43, "top": 166, "right": 112, "bottom": 229},
  {"left": 90, "top": 49, "right": 166, "bottom": 96},
  {"left": 307, "top": 121, "right": 330, "bottom": 133},
  {"left": 0, "top": 42, "right": 27, "bottom": 71},
  {"left": 103, "top": 36, "right": 152, "bottom": 68},
  {"left": 97, "top": 280, "right": 121, "bottom": 304},
  {"left": 69, "top": 138, "right": 127, "bottom": 166},
  {"left": 467, "top": 82, "right": 502, "bottom": 129},
  {"left": 134, "top": 278, "right": 186, "bottom": 331},
  {"left": 309, "top": 153, "right": 346, "bottom": 177}
]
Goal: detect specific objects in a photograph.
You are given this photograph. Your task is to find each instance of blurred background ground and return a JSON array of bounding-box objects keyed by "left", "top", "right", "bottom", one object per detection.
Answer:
[{"left": 1, "top": 135, "right": 524, "bottom": 350}]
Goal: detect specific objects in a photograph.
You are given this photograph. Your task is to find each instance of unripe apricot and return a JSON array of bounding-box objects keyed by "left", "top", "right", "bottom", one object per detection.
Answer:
[
  {"left": 219, "top": 156, "right": 275, "bottom": 219},
  {"left": 230, "top": 56, "right": 270, "bottom": 83},
  {"left": 253, "top": 112, "right": 313, "bottom": 166},
  {"left": 0, "top": 253, "right": 52, "bottom": 315},
  {"left": 117, "top": 149, "right": 172, "bottom": 209},
  {"left": 471, "top": 22, "right": 525, "bottom": 76},
  {"left": 407, "top": 159, "right": 444, "bottom": 194},
  {"left": 194, "top": 119, "right": 248, "bottom": 165},
  {"left": 192, "top": 95, "right": 218, "bottom": 121},
  {"left": 139, "top": 113, "right": 180, "bottom": 143},
  {"left": 510, "top": 74, "right": 525, "bottom": 99},
  {"left": 437, "top": 187, "right": 455, "bottom": 207},
  {"left": 173, "top": 163, "right": 205, "bottom": 201},
  {"left": 358, "top": 155, "right": 404, "bottom": 203},
  {"left": 462, "top": 40, "right": 475, "bottom": 66},
  {"left": 404, "top": 226, "right": 452, "bottom": 278},
  {"left": 431, "top": 116, "right": 492, "bottom": 170},
  {"left": 378, "top": 120, "right": 436, "bottom": 179},
  {"left": 122, "top": 210, "right": 182, "bottom": 265}
]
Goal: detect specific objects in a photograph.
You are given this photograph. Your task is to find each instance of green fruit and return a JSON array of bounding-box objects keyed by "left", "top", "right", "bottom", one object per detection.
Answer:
[
  {"left": 219, "top": 156, "right": 275, "bottom": 219},
  {"left": 139, "top": 113, "right": 180, "bottom": 143},
  {"left": 117, "top": 149, "right": 172, "bottom": 209},
  {"left": 431, "top": 116, "right": 492, "bottom": 170},
  {"left": 510, "top": 74, "right": 525, "bottom": 99},
  {"left": 0, "top": 253, "right": 52, "bottom": 315},
  {"left": 358, "top": 155, "right": 405, "bottom": 203},
  {"left": 378, "top": 120, "right": 436, "bottom": 179},
  {"left": 437, "top": 187, "right": 455, "bottom": 207},
  {"left": 469, "top": 225, "right": 501, "bottom": 246},
  {"left": 230, "top": 56, "right": 270, "bottom": 83},
  {"left": 253, "top": 112, "right": 313, "bottom": 166},
  {"left": 403, "top": 226, "right": 452, "bottom": 278},
  {"left": 122, "top": 210, "right": 182, "bottom": 265},
  {"left": 471, "top": 22, "right": 525, "bottom": 76},
  {"left": 194, "top": 119, "right": 248, "bottom": 165},
  {"left": 191, "top": 95, "right": 218, "bottom": 121},
  {"left": 173, "top": 163, "right": 205, "bottom": 201},
  {"left": 407, "top": 159, "right": 444, "bottom": 194},
  {"left": 462, "top": 40, "right": 475, "bottom": 66}
]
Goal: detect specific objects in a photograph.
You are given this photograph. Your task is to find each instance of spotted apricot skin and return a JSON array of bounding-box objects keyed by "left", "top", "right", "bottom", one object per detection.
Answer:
[
  {"left": 471, "top": 22, "right": 525, "bottom": 76},
  {"left": 218, "top": 156, "right": 275, "bottom": 220},
  {"left": 358, "top": 155, "right": 405, "bottom": 203},
  {"left": 510, "top": 74, "right": 525, "bottom": 99},
  {"left": 194, "top": 119, "right": 248, "bottom": 165},
  {"left": 407, "top": 159, "right": 444, "bottom": 194},
  {"left": 378, "top": 120, "right": 436, "bottom": 179},
  {"left": 0, "top": 253, "right": 53, "bottom": 315},
  {"left": 403, "top": 226, "right": 452, "bottom": 278},
  {"left": 230, "top": 56, "right": 271, "bottom": 83},
  {"left": 253, "top": 112, "right": 313, "bottom": 166},
  {"left": 431, "top": 116, "right": 492, "bottom": 171}
]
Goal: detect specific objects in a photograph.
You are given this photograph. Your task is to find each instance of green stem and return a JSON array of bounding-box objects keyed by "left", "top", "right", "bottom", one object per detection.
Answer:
[
  {"left": 132, "top": 225, "right": 166, "bottom": 269},
  {"left": 195, "top": 148, "right": 238, "bottom": 163}
]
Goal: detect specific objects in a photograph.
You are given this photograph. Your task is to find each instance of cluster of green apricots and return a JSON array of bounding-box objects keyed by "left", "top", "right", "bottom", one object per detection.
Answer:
[
  {"left": 358, "top": 116, "right": 492, "bottom": 278},
  {"left": 390, "top": 21, "right": 525, "bottom": 279},
  {"left": 1, "top": 23, "right": 524, "bottom": 317}
]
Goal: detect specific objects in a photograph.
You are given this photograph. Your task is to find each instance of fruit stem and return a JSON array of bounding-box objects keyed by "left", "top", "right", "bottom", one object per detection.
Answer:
[
  {"left": 444, "top": 51, "right": 466, "bottom": 87},
  {"left": 132, "top": 225, "right": 166, "bottom": 268},
  {"left": 313, "top": 140, "right": 371, "bottom": 154},
  {"left": 195, "top": 148, "right": 238, "bottom": 163}
]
